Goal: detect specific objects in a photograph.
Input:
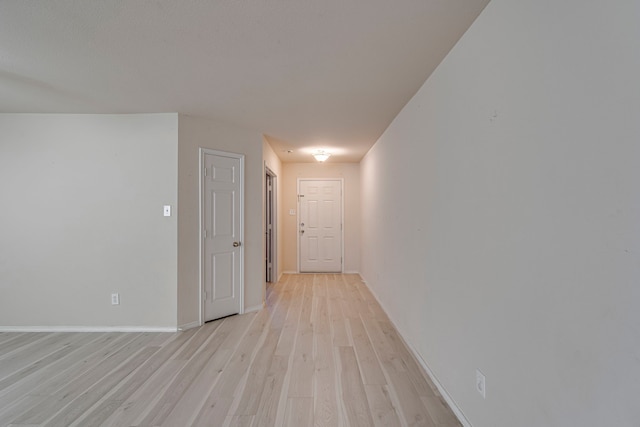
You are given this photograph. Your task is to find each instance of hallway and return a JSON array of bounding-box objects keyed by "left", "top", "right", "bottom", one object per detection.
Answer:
[{"left": 0, "top": 274, "right": 460, "bottom": 426}]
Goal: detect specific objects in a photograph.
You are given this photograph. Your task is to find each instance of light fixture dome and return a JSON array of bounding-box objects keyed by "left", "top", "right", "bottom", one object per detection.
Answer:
[{"left": 313, "top": 150, "right": 331, "bottom": 162}]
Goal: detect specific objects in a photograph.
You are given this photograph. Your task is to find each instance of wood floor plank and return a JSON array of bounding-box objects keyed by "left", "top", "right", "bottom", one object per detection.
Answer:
[
  {"left": 0, "top": 333, "right": 70, "bottom": 379},
  {"left": 298, "top": 275, "right": 314, "bottom": 325},
  {"left": 99, "top": 359, "right": 185, "bottom": 427},
  {"left": 313, "top": 333, "right": 339, "bottom": 427},
  {"left": 421, "top": 395, "right": 462, "bottom": 426},
  {"left": 0, "top": 333, "right": 49, "bottom": 359},
  {"left": 0, "top": 333, "right": 107, "bottom": 406},
  {"left": 364, "top": 384, "right": 402, "bottom": 427},
  {"left": 160, "top": 313, "right": 257, "bottom": 427},
  {"left": 331, "top": 317, "right": 350, "bottom": 348},
  {"left": 191, "top": 311, "right": 267, "bottom": 426},
  {"left": 0, "top": 274, "right": 462, "bottom": 427},
  {"left": 377, "top": 319, "right": 435, "bottom": 397},
  {"left": 327, "top": 277, "right": 350, "bottom": 348},
  {"left": 226, "top": 414, "right": 254, "bottom": 426},
  {"left": 349, "top": 317, "right": 387, "bottom": 385},
  {"left": 359, "top": 318, "right": 404, "bottom": 374},
  {"left": 77, "top": 325, "right": 219, "bottom": 427},
  {"left": 233, "top": 327, "right": 279, "bottom": 416},
  {"left": 139, "top": 323, "right": 225, "bottom": 426},
  {"left": 275, "top": 279, "right": 302, "bottom": 356},
  {"left": 283, "top": 397, "right": 313, "bottom": 427},
  {"left": 0, "top": 343, "right": 78, "bottom": 393},
  {"left": 313, "top": 295, "right": 330, "bottom": 335},
  {"left": 29, "top": 333, "right": 145, "bottom": 398},
  {"left": 0, "top": 395, "right": 48, "bottom": 427},
  {"left": 337, "top": 346, "right": 374, "bottom": 427},
  {"left": 163, "top": 337, "right": 249, "bottom": 423},
  {"left": 13, "top": 333, "right": 155, "bottom": 425},
  {"left": 287, "top": 324, "right": 314, "bottom": 398},
  {"left": 0, "top": 333, "right": 137, "bottom": 424},
  {"left": 43, "top": 345, "right": 161, "bottom": 427},
  {"left": 173, "top": 318, "right": 222, "bottom": 360},
  {"left": 91, "top": 329, "right": 203, "bottom": 426},
  {"left": 387, "top": 370, "right": 436, "bottom": 427},
  {"left": 158, "top": 349, "right": 231, "bottom": 427},
  {"left": 252, "top": 355, "right": 288, "bottom": 427},
  {"left": 353, "top": 280, "right": 388, "bottom": 321},
  {"left": 0, "top": 332, "right": 23, "bottom": 346}
]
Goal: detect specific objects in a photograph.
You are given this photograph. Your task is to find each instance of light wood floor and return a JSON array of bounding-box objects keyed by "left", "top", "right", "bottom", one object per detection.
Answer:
[{"left": 0, "top": 274, "right": 460, "bottom": 427}]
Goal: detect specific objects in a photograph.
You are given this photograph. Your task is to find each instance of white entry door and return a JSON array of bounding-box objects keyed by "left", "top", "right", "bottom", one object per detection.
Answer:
[
  {"left": 299, "top": 179, "right": 342, "bottom": 273},
  {"left": 202, "top": 150, "right": 243, "bottom": 322}
]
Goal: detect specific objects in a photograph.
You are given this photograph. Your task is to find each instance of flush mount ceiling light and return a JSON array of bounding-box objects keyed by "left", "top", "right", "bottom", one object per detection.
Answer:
[{"left": 313, "top": 150, "right": 331, "bottom": 162}]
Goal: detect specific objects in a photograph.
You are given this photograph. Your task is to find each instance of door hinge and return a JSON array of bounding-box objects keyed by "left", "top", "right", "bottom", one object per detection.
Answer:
[
  {"left": 204, "top": 229, "right": 207, "bottom": 238},
  {"left": 204, "top": 167, "right": 208, "bottom": 177},
  {"left": 204, "top": 291, "right": 207, "bottom": 300}
]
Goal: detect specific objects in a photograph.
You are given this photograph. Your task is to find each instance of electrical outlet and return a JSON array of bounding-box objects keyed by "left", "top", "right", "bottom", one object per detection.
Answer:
[
  {"left": 163, "top": 205, "right": 171, "bottom": 217},
  {"left": 476, "top": 369, "right": 486, "bottom": 399},
  {"left": 111, "top": 293, "right": 120, "bottom": 305}
]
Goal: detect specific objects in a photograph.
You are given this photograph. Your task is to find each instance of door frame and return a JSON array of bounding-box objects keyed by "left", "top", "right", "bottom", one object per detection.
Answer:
[
  {"left": 265, "top": 164, "right": 278, "bottom": 283},
  {"left": 296, "top": 178, "right": 344, "bottom": 273},
  {"left": 199, "top": 148, "right": 245, "bottom": 325}
]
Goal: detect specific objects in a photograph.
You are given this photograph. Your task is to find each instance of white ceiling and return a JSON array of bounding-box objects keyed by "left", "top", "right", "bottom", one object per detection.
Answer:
[{"left": 0, "top": 0, "right": 489, "bottom": 162}]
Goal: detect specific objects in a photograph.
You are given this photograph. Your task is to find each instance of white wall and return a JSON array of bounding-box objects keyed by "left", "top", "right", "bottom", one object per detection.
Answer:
[
  {"left": 282, "top": 162, "right": 360, "bottom": 273},
  {"left": 177, "top": 115, "right": 266, "bottom": 327},
  {"left": 361, "top": 1, "right": 640, "bottom": 426},
  {"left": 263, "top": 138, "right": 284, "bottom": 280},
  {"left": 0, "top": 114, "right": 178, "bottom": 329}
]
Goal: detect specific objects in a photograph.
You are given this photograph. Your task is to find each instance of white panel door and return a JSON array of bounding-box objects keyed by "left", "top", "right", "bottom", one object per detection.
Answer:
[
  {"left": 299, "top": 179, "right": 342, "bottom": 272},
  {"left": 202, "top": 151, "right": 242, "bottom": 322}
]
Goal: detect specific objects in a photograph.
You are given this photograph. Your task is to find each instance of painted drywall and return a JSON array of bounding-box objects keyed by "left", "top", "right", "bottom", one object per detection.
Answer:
[
  {"left": 0, "top": 114, "right": 178, "bottom": 328},
  {"left": 360, "top": 1, "right": 640, "bottom": 426},
  {"left": 263, "top": 138, "right": 284, "bottom": 281},
  {"left": 282, "top": 162, "right": 360, "bottom": 273},
  {"left": 177, "top": 115, "right": 266, "bottom": 327}
]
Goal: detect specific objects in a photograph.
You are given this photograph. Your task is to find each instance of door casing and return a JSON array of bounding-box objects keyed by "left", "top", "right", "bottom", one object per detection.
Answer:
[{"left": 265, "top": 164, "right": 277, "bottom": 283}]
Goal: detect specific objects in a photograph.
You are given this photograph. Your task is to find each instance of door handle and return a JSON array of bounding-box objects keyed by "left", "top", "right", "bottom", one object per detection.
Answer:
[
  {"left": 300, "top": 230, "right": 305, "bottom": 234},
  {"left": 233, "top": 242, "right": 241, "bottom": 247}
]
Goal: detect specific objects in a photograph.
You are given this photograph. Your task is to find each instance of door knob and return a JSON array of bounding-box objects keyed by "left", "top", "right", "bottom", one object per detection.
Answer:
[
  {"left": 233, "top": 242, "right": 241, "bottom": 247},
  {"left": 300, "top": 230, "right": 305, "bottom": 234}
]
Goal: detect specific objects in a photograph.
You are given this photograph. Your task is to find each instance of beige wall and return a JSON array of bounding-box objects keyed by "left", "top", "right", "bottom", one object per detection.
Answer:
[
  {"left": 1, "top": 113, "right": 276, "bottom": 330},
  {"left": 361, "top": 0, "right": 640, "bottom": 425},
  {"left": 282, "top": 162, "right": 360, "bottom": 273},
  {"left": 262, "top": 138, "right": 284, "bottom": 280},
  {"left": 0, "top": 113, "right": 178, "bottom": 329},
  {"left": 177, "top": 115, "right": 266, "bottom": 327}
]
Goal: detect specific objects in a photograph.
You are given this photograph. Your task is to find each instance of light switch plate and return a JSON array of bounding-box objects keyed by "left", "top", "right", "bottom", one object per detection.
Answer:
[{"left": 163, "top": 205, "right": 171, "bottom": 216}]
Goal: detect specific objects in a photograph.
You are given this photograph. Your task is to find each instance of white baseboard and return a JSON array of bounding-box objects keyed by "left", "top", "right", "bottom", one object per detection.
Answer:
[
  {"left": 343, "top": 270, "right": 360, "bottom": 274},
  {"left": 359, "top": 275, "right": 472, "bottom": 427},
  {"left": 0, "top": 326, "right": 178, "bottom": 333},
  {"left": 244, "top": 303, "right": 265, "bottom": 313},
  {"left": 177, "top": 321, "right": 200, "bottom": 331},
  {"left": 281, "top": 270, "right": 297, "bottom": 274}
]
